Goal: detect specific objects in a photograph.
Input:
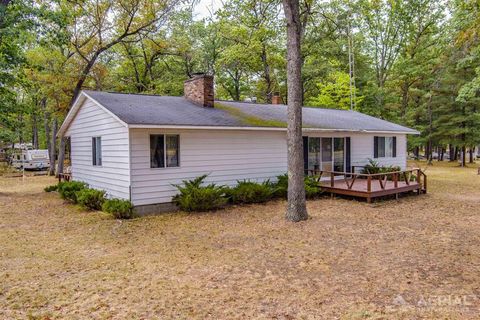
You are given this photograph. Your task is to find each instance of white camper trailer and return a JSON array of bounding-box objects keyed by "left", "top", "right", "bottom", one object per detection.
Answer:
[{"left": 11, "top": 149, "right": 50, "bottom": 170}]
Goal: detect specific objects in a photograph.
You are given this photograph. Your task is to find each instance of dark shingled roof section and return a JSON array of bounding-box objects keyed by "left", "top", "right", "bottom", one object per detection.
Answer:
[{"left": 84, "top": 90, "right": 418, "bottom": 133}]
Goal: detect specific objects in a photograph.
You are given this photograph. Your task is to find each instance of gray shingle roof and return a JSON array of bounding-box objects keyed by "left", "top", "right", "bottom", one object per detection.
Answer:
[{"left": 84, "top": 90, "right": 418, "bottom": 134}]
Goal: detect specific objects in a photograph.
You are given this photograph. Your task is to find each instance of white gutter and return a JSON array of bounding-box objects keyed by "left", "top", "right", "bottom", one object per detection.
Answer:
[{"left": 127, "top": 124, "right": 418, "bottom": 135}]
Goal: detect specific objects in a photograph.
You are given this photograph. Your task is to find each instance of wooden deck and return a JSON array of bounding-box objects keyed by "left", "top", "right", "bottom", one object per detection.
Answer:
[{"left": 315, "top": 168, "right": 427, "bottom": 203}]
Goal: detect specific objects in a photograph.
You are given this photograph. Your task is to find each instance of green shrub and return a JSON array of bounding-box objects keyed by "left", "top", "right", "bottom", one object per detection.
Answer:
[
  {"left": 57, "top": 181, "right": 87, "bottom": 203},
  {"left": 227, "top": 180, "right": 275, "bottom": 204},
  {"left": 274, "top": 173, "right": 321, "bottom": 199},
  {"left": 44, "top": 184, "right": 58, "bottom": 192},
  {"left": 362, "top": 159, "right": 400, "bottom": 174},
  {"left": 102, "top": 198, "right": 134, "bottom": 219},
  {"left": 172, "top": 175, "right": 228, "bottom": 212},
  {"left": 76, "top": 188, "right": 106, "bottom": 210},
  {"left": 274, "top": 173, "right": 289, "bottom": 198},
  {"left": 304, "top": 175, "right": 322, "bottom": 198}
]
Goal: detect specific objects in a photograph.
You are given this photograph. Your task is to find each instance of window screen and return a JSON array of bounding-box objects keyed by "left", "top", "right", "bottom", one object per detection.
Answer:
[
  {"left": 92, "top": 137, "right": 102, "bottom": 166},
  {"left": 150, "top": 134, "right": 180, "bottom": 168},
  {"left": 374, "top": 136, "right": 396, "bottom": 158},
  {"left": 150, "top": 135, "right": 165, "bottom": 168},
  {"left": 166, "top": 135, "right": 180, "bottom": 167}
]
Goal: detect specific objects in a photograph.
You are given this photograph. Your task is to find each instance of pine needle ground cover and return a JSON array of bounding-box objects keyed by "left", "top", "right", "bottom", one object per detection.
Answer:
[{"left": 0, "top": 161, "right": 479, "bottom": 319}]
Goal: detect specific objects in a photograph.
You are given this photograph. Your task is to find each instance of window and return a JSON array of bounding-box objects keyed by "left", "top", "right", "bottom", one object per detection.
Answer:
[
  {"left": 92, "top": 137, "right": 102, "bottom": 166},
  {"left": 150, "top": 134, "right": 180, "bottom": 168},
  {"left": 374, "top": 136, "right": 396, "bottom": 158},
  {"left": 305, "top": 137, "right": 346, "bottom": 173}
]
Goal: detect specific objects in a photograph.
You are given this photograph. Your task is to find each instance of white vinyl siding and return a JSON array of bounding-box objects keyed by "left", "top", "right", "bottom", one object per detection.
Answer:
[
  {"left": 64, "top": 99, "right": 130, "bottom": 200},
  {"left": 63, "top": 95, "right": 408, "bottom": 207},
  {"left": 352, "top": 134, "right": 406, "bottom": 169},
  {"left": 304, "top": 132, "right": 407, "bottom": 171},
  {"left": 130, "top": 129, "right": 288, "bottom": 205},
  {"left": 130, "top": 129, "right": 407, "bottom": 206}
]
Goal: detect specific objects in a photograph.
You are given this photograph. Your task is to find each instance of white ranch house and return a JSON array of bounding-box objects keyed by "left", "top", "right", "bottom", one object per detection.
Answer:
[{"left": 58, "top": 74, "right": 418, "bottom": 214}]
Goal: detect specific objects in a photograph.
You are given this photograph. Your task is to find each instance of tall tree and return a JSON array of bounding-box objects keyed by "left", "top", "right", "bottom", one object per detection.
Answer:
[
  {"left": 283, "top": 0, "right": 307, "bottom": 222},
  {"left": 56, "top": 0, "right": 183, "bottom": 176}
]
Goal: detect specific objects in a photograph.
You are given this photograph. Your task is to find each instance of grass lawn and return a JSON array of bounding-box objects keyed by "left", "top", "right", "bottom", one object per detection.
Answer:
[{"left": 1, "top": 161, "right": 479, "bottom": 319}]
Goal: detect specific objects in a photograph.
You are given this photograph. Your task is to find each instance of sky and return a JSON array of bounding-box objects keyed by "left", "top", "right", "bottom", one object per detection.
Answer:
[{"left": 193, "top": 0, "right": 223, "bottom": 20}]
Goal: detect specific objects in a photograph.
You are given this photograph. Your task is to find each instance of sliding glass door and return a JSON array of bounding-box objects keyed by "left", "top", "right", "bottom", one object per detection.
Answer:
[
  {"left": 305, "top": 137, "right": 346, "bottom": 173},
  {"left": 321, "top": 138, "right": 333, "bottom": 172},
  {"left": 333, "top": 138, "right": 344, "bottom": 172}
]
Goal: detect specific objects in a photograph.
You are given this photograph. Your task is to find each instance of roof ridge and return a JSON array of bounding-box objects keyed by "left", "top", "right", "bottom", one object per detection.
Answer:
[
  {"left": 84, "top": 90, "right": 184, "bottom": 98},
  {"left": 219, "top": 100, "right": 355, "bottom": 112}
]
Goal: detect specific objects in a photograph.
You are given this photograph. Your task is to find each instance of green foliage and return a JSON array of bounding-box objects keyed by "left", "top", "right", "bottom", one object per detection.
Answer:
[
  {"left": 44, "top": 184, "right": 58, "bottom": 192},
  {"left": 306, "top": 71, "right": 363, "bottom": 110},
  {"left": 2, "top": 0, "right": 480, "bottom": 162},
  {"left": 57, "top": 181, "right": 87, "bottom": 203},
  {"left": 172, "top": 175, "right": 228, "bottom": 212},
  {"left": 76, "top": 188, "right": 106, "bottom": 210},
  {"left": 275, "top": 173, "right": 322, "bottom": 199},
  {"left": 226, "top": 180, "right": 275, "bottom": 204},
  {"left": 102, "top": 199, "right": 135, "bottom": 219},
  {"left": 304, "top": 176, "right": 322, "bottom": 199},
  {"left": 361, "top": 159, "right": 401, "bottom": 174}
]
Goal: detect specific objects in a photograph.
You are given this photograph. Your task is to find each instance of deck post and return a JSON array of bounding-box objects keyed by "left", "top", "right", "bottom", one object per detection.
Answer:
[
  {"left": 330, "top": 172, "right": 334, "bottom": 187},
  {"left": 393, "top": 172, "right": 398, "bottom": 188},
  {"left": 367, "top": 176, "right": 371, "bottom": 192}
]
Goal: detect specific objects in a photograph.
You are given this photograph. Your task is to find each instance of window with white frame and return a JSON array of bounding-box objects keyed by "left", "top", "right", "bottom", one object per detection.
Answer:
[
  {"left": 150, "top": 134, "right": 180, "bottom": 168},
  {"left": 374, "top": 136, "right": 396, "bottom": 158},
  {"left": 306, "top": 137, "right": 346, "bottom": 172},
  {"left": 92, "top": 137, "right": 102, "bottom": 166}
]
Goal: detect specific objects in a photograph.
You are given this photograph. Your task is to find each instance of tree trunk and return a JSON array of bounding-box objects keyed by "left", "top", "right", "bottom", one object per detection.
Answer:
[
  {"left": 427, "top": 138, "right": 433, "bottom": 165},
  {"left": 469, "top": 147, "right": 474, "bottom": 163},
  {"left": 449, "top": 144, "right": 454, "bottom": 161},
  {"left": 414, "top": 146, "right": 419, "bottom": 160},
  {"left": 18, "top": 113, "right": 24, "bottom": 144},
  {"left": 32, "top": 112, "right": 39, "bottom": 149},
  {"left": 56, "top": 137, "right": 66, "bottom": 177},
  {"left": 461, "top": 145, "right": 466, "bottom": 167},
  {"left": 261, "top": 44, "right": 273, "bottom": 103},
  {"left": 49, "top": 118, "right": 57, "bottom": 176},
  {"left": 400, "top": 81, "right": 409, "bottom": 120},
  {"left": 283, "top": 0, "right": 308, "bottom": 222},
  {"left": 42, "top": 98, "right": 52, "bottom": 164},
  {"left": 454, "top": 146, "right": 458, "bottom": 161}
]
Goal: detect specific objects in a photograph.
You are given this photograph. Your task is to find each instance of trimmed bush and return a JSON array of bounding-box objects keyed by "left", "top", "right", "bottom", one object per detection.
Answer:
[
  {"left": 227, "top": 180, "right": 275, "bottom": 204},
  {"left": 76, "top": 188, "right": 106, "bottom": 210},
  {"left": 57, "top": 181, "right": 87, "bottom": 203},
  {"left": 275, "top": 173, "right": 321, "bottom": 199},
  {"left": 102, "top": 199, "right": 134, "bottom": 219},
  {"left": 173, "top": 174, "right": 228, "bottom": 212},
  {"left": 44, "top": 184, "right": 58, "bottom": 192}
]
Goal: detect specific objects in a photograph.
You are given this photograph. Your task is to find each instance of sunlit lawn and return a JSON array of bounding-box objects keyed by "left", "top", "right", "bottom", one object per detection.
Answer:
[{"left": 0, "top": 161, "right": 479, "bottom": 319}]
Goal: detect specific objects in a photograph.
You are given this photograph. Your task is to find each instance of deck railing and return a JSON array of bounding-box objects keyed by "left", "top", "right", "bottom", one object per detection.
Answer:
[{"left": 306, "top": 168, "right": 427, "bottom": 192}]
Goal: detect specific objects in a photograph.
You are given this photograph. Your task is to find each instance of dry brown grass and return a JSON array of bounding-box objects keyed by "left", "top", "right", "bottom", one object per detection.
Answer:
[{"left": 1, "top": 161, "right": 479, "bottom": 319}]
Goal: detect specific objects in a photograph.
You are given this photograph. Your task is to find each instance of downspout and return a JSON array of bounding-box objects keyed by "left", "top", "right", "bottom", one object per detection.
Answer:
[{"left": 127, "top": 125, "right": 132, "bottom": 202}]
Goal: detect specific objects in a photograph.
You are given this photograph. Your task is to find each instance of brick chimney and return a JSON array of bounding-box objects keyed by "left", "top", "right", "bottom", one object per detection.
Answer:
[
  {"left": 184, "top": 73, "right": 214, "bottom": 107},
  {"left": 272, "top": 92, "right": 281, "bottom": 105}
]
